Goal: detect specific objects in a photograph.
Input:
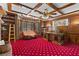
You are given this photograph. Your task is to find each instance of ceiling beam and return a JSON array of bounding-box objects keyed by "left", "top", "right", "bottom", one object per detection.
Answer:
[
  {"left": 29, "top": 15, "right": 44, "bottom": 19},
  {"left": 34, "top": 3, "right": 42, "bottom": 9},
  {"left": 12, "top": 10, "right": 27, "bottom": 15},
  {"left": 29, "top": 15, "right": 39, "bottom": 18},
  {"left": 60, "top": 3, "right": 75, "bottom": 9},
  {"left": 12, "top": 10, "right": 42, "bottom": 19},
  {"left": 26, "top": 3, "right": 43, "bottom": 15},
  {"left": 13, "top": 3, "right": 54, "bottom": 19},
  {"left": 47, "top": 3, "right": 64, "bottom": 15},
  {"left": 13, "top": 3, "right": 33, "bottom": 10},
  {"left": 13, "top": 3, "right": 43, "bottom": 14},
  {"left": 47, "top": 3, "right": 75, "bottom": 14},
  {"left": 53, "top": 10, "right": 79, "bottom": 20}
]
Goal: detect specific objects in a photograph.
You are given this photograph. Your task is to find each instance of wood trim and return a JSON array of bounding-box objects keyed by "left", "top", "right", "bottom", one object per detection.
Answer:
[
  {"left": 34, "top": 3, "right": 42, "bottom": 9},
  {"left": 60, "top": 3, "right": 75, "bottom": 10},
  {"left": 13, "top": 3, "right": 33, "bottom": 10},
  {"left": 26, "top": 3, "right": 42, "bottom": 15},
  {"left": 12, "top": 10, "right": 27, "bottom": 15},
  {"left": 7, "top": 10, "right": 17, "bottom": 15},
  {"left": 13, "top": 3, "right": 54, "bottom": 18},
  {"left": 47, "top": 3, "right": 75, "bottom": 15},
  {"left": 29, "top": 15, "right": 39, "bottom": 18},
  {"left": 13, "top": 3, "right": 43, "bottom": 14},
  {"left": 53, "top": 10, "right": 79, "bottom": 20},
  {"left": 47, "top": 3, "right": 64, "bottom": 15},
  {"left": 19, "top": 19, "right": 40, "bottom": 23},
  {"left": 7, "top": 3, "right": 12, "bottom": 11}
]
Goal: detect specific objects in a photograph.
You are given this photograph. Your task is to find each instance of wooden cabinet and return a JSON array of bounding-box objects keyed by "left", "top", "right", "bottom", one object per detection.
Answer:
[{"left": 69, "top": 33, "right": 79, "bottom": 44}]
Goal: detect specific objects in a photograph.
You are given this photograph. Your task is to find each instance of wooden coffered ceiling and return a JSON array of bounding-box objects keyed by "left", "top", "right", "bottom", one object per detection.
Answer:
[{"left": 1, "top": 3, "right": 79, "bottom": 20}]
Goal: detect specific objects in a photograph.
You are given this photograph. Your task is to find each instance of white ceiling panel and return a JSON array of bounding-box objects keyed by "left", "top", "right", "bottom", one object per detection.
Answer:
[
  {"left": 61, "top": 4, "right": 79, "bottom": 13},
  {"left": 53, "top": 3, "right": 69, "bottom": 8},
  {"left": 37, "top": 3, "right": 54, "bottom": 13},
  {"left": 12, "top": 4, "right": 31, "bottom": 14},
  {"left": 12, "top": 3, "right": 79, "bottom": 20},
  {"left": 12, "top": 4, "right": 21, "bottom": 12},
  {"left": 21, "top": 7, "right": 31, "bottom": 14},
  {"left": 51, "top": 11, "right": 61, "bottom": 17},
  {"left": 0, "top": 3, "right": 8, "bottom": 11},
  {"left": 28, "top": 10, "right": 43, "bottom": 17},
  {"left": 21, "top": 3, "right": 38, "bottom": 8}
]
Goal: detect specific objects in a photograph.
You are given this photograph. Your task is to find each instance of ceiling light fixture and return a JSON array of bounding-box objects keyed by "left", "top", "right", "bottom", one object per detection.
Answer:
[{"left": 43, "top": 8, "right": 50, "bottom": 20}]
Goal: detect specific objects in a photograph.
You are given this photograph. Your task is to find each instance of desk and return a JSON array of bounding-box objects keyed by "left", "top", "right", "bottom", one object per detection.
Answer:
[
  {"left": 45, "top": 32, "right": 58, "bottom": 42},
  {"left": 45, "top": 32, "right": 65, "bottom": 45}
]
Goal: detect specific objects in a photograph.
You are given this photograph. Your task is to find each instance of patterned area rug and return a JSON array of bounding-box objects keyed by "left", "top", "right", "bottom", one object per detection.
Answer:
[{"left": 11, "top": 37, "right": 79, "bottom": 56}]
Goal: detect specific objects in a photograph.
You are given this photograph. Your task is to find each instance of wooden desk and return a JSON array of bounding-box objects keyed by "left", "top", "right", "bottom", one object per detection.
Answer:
[{"left": 45, "top": 32, "right": 58, "bottom": 42}]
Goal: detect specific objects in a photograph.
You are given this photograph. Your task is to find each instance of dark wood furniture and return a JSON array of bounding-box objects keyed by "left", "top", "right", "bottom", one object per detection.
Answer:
[
  {"left": 1, "top": 11, "right": 17, "bottom": 41},
  {"left": 45, "top": 32, "right": 57, "bottom": 41},
  {"left": 44, "top": 32, "right": 65, "bottom": 45}
]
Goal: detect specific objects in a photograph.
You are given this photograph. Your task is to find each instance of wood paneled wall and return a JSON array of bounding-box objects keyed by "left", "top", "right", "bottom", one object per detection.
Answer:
[
  {"left": 69, "top": 15, "right": 79, "bottom": 25},
  {"left": 57, "top": 15, "right": 79, "bottom": 44},
  {"left": 68, "top": 15, "right": 79, "bottom": 44}
]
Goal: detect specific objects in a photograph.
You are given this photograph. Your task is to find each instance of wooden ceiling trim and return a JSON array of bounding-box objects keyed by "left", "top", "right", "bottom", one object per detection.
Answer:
[
  {"left": 13, "top": 3, "right": 54, "bottom": 18},
  {"left": 13, "top": 3, "right": 33, "bottom": 10},
  {"left": 47, "top": 3, "right": 75, "bottom": 15},
  {"left": 60, "top": 3, "right": 75, "bottom": 10},
  {"left": 12, "top": 10, "right": 43, "bottom": 19},
  {"left": 29, "top": 15, "right": 39, "bottom": 18},
  {"left": 33, "top": 3, "right": 43, "bottom": 9},
  {"left": 26, "top": 3, "right": 43, "bottom": 15},
  {"left": 13, "top": 3, "right": 43, "bottom": 14},
  {"left": 47, "top": 3, "right": 64, "bottom": 15},
  {"left": 29, "top": 15, "right": 44, "bottom": 19},
  {"left": 53, "top": 10, "right": 79, "bottom": 20},
  {"left": 12, "top": 10, "right": 27, "bottom": 15}
]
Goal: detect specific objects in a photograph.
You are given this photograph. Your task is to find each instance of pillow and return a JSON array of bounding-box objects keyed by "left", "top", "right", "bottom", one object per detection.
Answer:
[{"left": 23, "top": 30, "right": 36, "bottom": 37}]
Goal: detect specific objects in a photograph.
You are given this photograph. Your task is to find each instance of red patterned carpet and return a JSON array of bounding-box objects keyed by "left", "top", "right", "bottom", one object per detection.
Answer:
[{"left": 11, "top": 37, "right": 79, "bottom": 56}]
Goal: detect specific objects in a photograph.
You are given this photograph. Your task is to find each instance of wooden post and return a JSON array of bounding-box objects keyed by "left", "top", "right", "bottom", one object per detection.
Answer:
[{"left": 7, "top": 3, "right": 12, "bottom": 11}]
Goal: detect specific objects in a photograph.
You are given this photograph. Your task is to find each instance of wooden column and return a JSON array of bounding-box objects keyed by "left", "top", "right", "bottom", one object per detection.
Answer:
[
  {"left": 34, "top": 19, "right": 36, "bottom": 32},
  {"left": 7, "top": 3, "right": 12, "bottom": 11}
]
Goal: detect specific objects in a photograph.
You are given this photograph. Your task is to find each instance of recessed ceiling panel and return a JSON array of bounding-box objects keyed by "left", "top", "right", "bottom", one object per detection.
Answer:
[
  {"left": 12, "top": 4, "right": 31, "bottom": 14},
  {"left": 36, "top": 3, "right": 54, "bottom": 13},
  {"left": 21, "top": 7, "right": 31, "bottom": 14},
  {"left": 61, "top": 4, "right": 79, "bottom": 14},
  {"left": 53, "top": 3, "right": 69, "bottom": 8},
  {"left": 0, "top": 3, "right": 8, "bottom": 11},
  {"left": 21, "top": 3, "right": 38, "bottom": 8},
  {"left": 28, "top": 10, "right": 43, "bottom": 17},
  {"left": 12, "top": 4, "right": 21, "bottom": 12}
]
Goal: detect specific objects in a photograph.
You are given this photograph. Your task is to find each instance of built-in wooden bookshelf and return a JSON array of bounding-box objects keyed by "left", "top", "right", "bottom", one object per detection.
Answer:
[{"left": 1, "top": 11, "right": 17, "bottom": 41}]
